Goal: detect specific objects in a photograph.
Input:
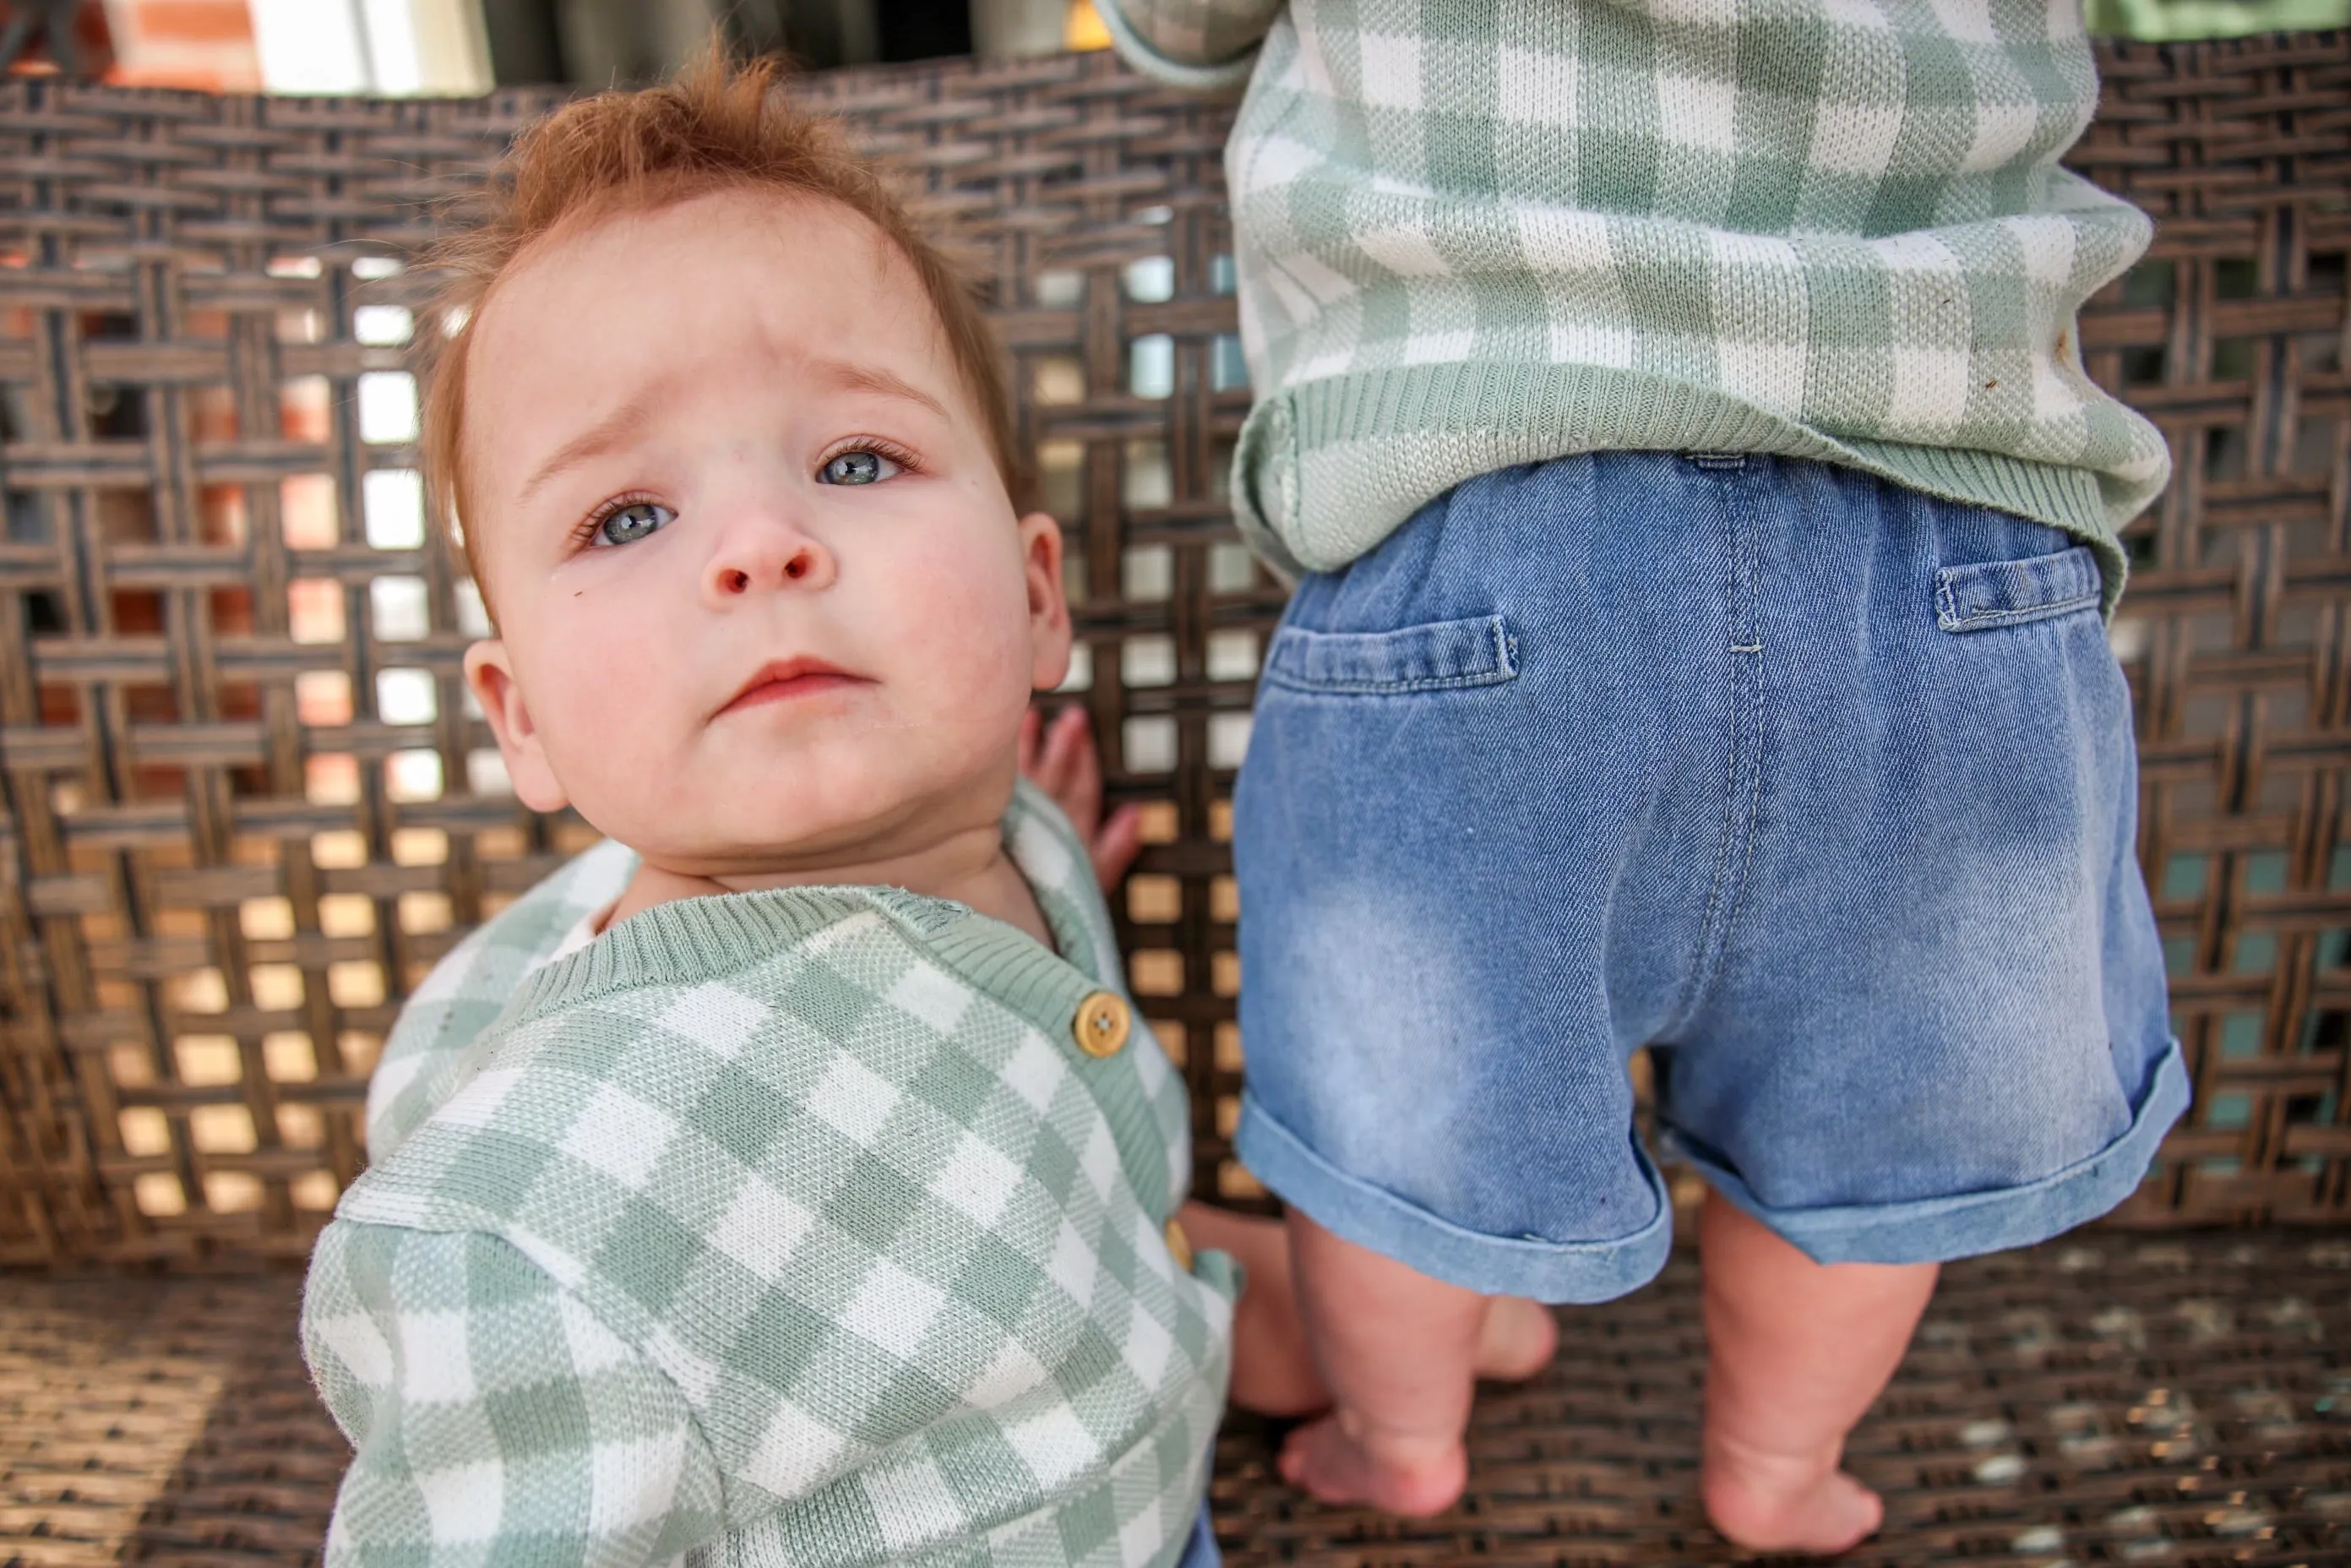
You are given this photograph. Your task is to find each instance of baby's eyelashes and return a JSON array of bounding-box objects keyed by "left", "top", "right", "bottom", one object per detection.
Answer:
[
  {"left": 817, "top": 438, "right": 917, "bottom": 486},
  {"left": 586, "top": 498, "right": 675, "bottom": 548},
  {"left": 570, "top": 439, "right": 914, "bottom": 550}
]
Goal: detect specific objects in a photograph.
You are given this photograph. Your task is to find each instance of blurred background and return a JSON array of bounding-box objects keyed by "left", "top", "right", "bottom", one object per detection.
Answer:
[
  {"left": 3, "top": 0, "right": 2345, "bottom": 90},
  {"left": 0, "top": 0, "right": 1118, "bottom": 92}
]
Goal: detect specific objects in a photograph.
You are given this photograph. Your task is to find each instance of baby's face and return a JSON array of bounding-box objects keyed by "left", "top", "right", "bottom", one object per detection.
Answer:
[{"left": 460, "top": 190, "right": 1068, "bottom": 877}]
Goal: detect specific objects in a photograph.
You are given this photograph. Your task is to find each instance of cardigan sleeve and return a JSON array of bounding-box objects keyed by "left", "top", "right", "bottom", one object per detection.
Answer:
[
  {"left": 1091, "top": 0, "right": 1285, "bottom": 91},
  {"left": 304, "top": 1220, "right": 724, "bottom": 1568}
]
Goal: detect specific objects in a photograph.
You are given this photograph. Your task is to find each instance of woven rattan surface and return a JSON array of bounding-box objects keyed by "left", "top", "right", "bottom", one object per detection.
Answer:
[
  {"left": 2, "top": 36, "right": 2350, "bottom": 1266},
  {"left": 0, "top": 1229, "right": 2343, "bottom": 1566}
]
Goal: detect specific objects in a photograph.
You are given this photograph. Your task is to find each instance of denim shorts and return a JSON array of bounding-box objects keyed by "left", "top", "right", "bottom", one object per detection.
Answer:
[{"left": 1233, "top": 453, "right": 2188, "bottom": 1302}]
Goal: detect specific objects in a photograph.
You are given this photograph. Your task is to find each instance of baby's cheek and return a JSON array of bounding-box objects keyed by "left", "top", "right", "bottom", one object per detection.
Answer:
[
  {"left": 529, "top": 634, "right": 685, "bottom": 815},
  {"left": 896, "top": 555, "right": 1038, "bottom": 722}
]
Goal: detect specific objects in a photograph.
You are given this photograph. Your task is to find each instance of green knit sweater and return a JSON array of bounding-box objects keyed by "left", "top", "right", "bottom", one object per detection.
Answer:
[
  {"left": 303, "top": 783, "right": 1233, "bottom": 1567},
  {"left": 1097, "top": 0, "right": 2170, "bottom": 604}
]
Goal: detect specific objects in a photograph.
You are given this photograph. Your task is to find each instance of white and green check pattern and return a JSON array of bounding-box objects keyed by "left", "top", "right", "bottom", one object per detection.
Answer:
[
  {"left": 1097, "top": 0, "right": 2170, "bottom": 605},
  {"left": 305, "top": 783, "right": 1230, "bottom": 1568}
]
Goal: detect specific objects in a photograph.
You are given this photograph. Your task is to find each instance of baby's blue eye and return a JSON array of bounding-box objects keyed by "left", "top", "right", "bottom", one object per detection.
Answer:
[
  {"left": 819, "top": 449, "right": 901, "bottom": 486},
  {"left": 594, "top": 501, "right": 672, "bottom": 547}
]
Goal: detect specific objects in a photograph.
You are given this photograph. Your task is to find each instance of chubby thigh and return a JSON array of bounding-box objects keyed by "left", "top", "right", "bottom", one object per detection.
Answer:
[{"left": 1230, "top": 452, "right": 2184, "bottom": 1304}]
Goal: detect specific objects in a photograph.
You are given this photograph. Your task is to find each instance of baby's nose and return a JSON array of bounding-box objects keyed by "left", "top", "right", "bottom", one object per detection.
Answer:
[
  {"left": 706, "top": 522, "right": 832, "bottom": 599},
  {"left": 714, "top": 543, "right": 819, "bottom": 594}
]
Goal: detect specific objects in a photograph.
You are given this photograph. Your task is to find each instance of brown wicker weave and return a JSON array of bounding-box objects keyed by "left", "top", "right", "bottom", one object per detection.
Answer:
[
  {"left": 1, "top": 35, "right": 2348, "bottom": 1271},
  {"left": 3, "top": 1229, "right": 2345, "bottom": 1565}
]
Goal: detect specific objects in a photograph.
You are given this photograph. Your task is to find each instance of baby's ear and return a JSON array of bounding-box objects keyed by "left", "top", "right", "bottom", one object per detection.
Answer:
[
  {"left": 1019, "top": 511, "right": 1073, "bottom": 693},
  {"left": 463, "top": 640, "right": 569, "bottom": 813}
]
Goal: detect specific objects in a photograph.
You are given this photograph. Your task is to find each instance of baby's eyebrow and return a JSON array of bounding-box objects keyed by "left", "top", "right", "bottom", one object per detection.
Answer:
[
  {"left": 813, "top": 357, "right": 949, "bottom": 420},
  {"left": 514, "top": 360, "right": 948, "bottom": 505},
  {"left": 518, "top": 389, "right": 661, "bottom": 504}
]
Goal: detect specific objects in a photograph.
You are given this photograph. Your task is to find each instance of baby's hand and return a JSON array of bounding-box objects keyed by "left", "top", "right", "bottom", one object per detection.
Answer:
[{"left": 1020, "top": 705, "right": 1145, "bottom": 890}]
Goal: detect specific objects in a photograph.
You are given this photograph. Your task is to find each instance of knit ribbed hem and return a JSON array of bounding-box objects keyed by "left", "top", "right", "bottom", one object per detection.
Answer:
[
  {"left": 504, "top": 786, "right": 1093, "bottom": 1034},
  {"left": 1845, "top": 438, "right": 2126, "bottom": 612},
  {"left": 503, "top": 884, "right": 952, "bottom": 1022},
  {"left": 926, "top": 917, "right": 1097, "bottom": 1033},
  {"left": 1238, "top": 362, "right": 2161, "bottom": 615},
  {"left": 506, "top": 879, "right": 1104, "bottom": 1057}
]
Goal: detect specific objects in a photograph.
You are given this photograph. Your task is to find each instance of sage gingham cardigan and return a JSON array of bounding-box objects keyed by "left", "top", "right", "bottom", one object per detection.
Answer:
[{"left": 303, "top": 782, "right": 1233, "bottom": 1568}]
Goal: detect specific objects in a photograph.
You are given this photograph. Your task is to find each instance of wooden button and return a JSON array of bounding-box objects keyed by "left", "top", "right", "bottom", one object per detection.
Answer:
[
  {"left": 1163, "top": 1217, "right": 1193, "bottom": 1272},
  {"left": 1072, "top": 990, "right": 1131, "bottom": 1058}
]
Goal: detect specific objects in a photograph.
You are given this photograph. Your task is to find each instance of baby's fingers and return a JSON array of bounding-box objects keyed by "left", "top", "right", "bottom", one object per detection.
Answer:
[
  {"left": 1023, "top": 706, "right": 1090, "bottom": 805},
  {"left": 1016, "top": 705, "right": 1048, "bottom": 776},
  {"left": 1031, "top": 708, "right": 1092, "bottom": 808},
  {"left": 1089, "top": 801, "right": 1145, "bottom": 892},
  {"left": 1044, "top": 705, "right": 1103, "bottom": 817},
  {"left": 1020, "top": 705, "right": 1102, "bottom": 833}
]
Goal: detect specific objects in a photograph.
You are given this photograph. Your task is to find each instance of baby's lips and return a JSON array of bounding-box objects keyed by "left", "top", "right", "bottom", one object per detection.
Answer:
[{"left": 716, "top": 656, "right": 870, "bottom": 716}]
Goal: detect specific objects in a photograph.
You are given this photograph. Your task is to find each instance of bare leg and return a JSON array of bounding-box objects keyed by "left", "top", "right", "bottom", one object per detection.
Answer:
[
  {"left": 1699, "top": 1190, "right": 1939, "bottom": 1554},
  {"left": 1267, "top": 1208, "right": 1507, "bottom": 1515},
  {"left": 1180, "top": 1201, "right": 1556, "bottom": 1418}
]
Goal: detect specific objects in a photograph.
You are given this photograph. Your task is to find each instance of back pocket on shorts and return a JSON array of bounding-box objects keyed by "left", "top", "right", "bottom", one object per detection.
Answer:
[
  {"left": 1262, "top": 615, "right": 1520, "bottom": 694},
  {"left": 1935, "top": 546, "right": 2103, "bottom": 633}
]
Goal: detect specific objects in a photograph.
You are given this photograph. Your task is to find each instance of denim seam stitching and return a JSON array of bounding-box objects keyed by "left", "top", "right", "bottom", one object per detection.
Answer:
[
  {"left": 1665, "top": 478, "right": 1759, "bottom": 1037},
  {"left": 1935, "top": 590, "right": 2101, "bottom": 633},
  {"left": 1706, "top": 498, "right": 1772, "bottom": 1026},
  {"left": 1260, "top": 619, "right": 1520, "bottom": 695},
  {"left": 1259, "top": 667, "right": 1516, "bottom": 694},
  {"left": 1710, "top": 643, "right": 1771, "bottom": 1025}
]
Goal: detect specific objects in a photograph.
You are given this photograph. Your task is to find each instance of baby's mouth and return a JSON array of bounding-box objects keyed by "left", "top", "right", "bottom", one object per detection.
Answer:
[{"left": 718, "top": 656, "right": 871, "bottom": 716}]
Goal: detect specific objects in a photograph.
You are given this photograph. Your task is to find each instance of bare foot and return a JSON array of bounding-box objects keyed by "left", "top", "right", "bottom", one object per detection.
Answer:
[
  {"left": 1277, "top": 1412, "right": 1467, "bottom": 1516},
  {"left": 1695, "top": 1193, "right": 1926, "bottom": 1557},
  {"left": 1477, "top": 1295, "right": 1559, "bottom": 1383},
  {"left": 1701, "top": 1435, "right": 1884, "bottom": 1555},
  {"left": 1178, "top": 1204, "right": 1559, "bottom": 1416},
  {"left": 1270, "top": 1309, "right": 1546, "bottom": 1515}
]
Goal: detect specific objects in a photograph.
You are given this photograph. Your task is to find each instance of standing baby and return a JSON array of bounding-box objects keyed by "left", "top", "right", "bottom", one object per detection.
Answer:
[{"left": 1097, "top": 0, "right": 2183, "bottom": 1554}]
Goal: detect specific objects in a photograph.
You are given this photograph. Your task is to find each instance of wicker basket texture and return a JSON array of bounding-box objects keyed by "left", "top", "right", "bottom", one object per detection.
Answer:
[{"left": 1, "top": 36, "right": 2349, "bottom": 1269}]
